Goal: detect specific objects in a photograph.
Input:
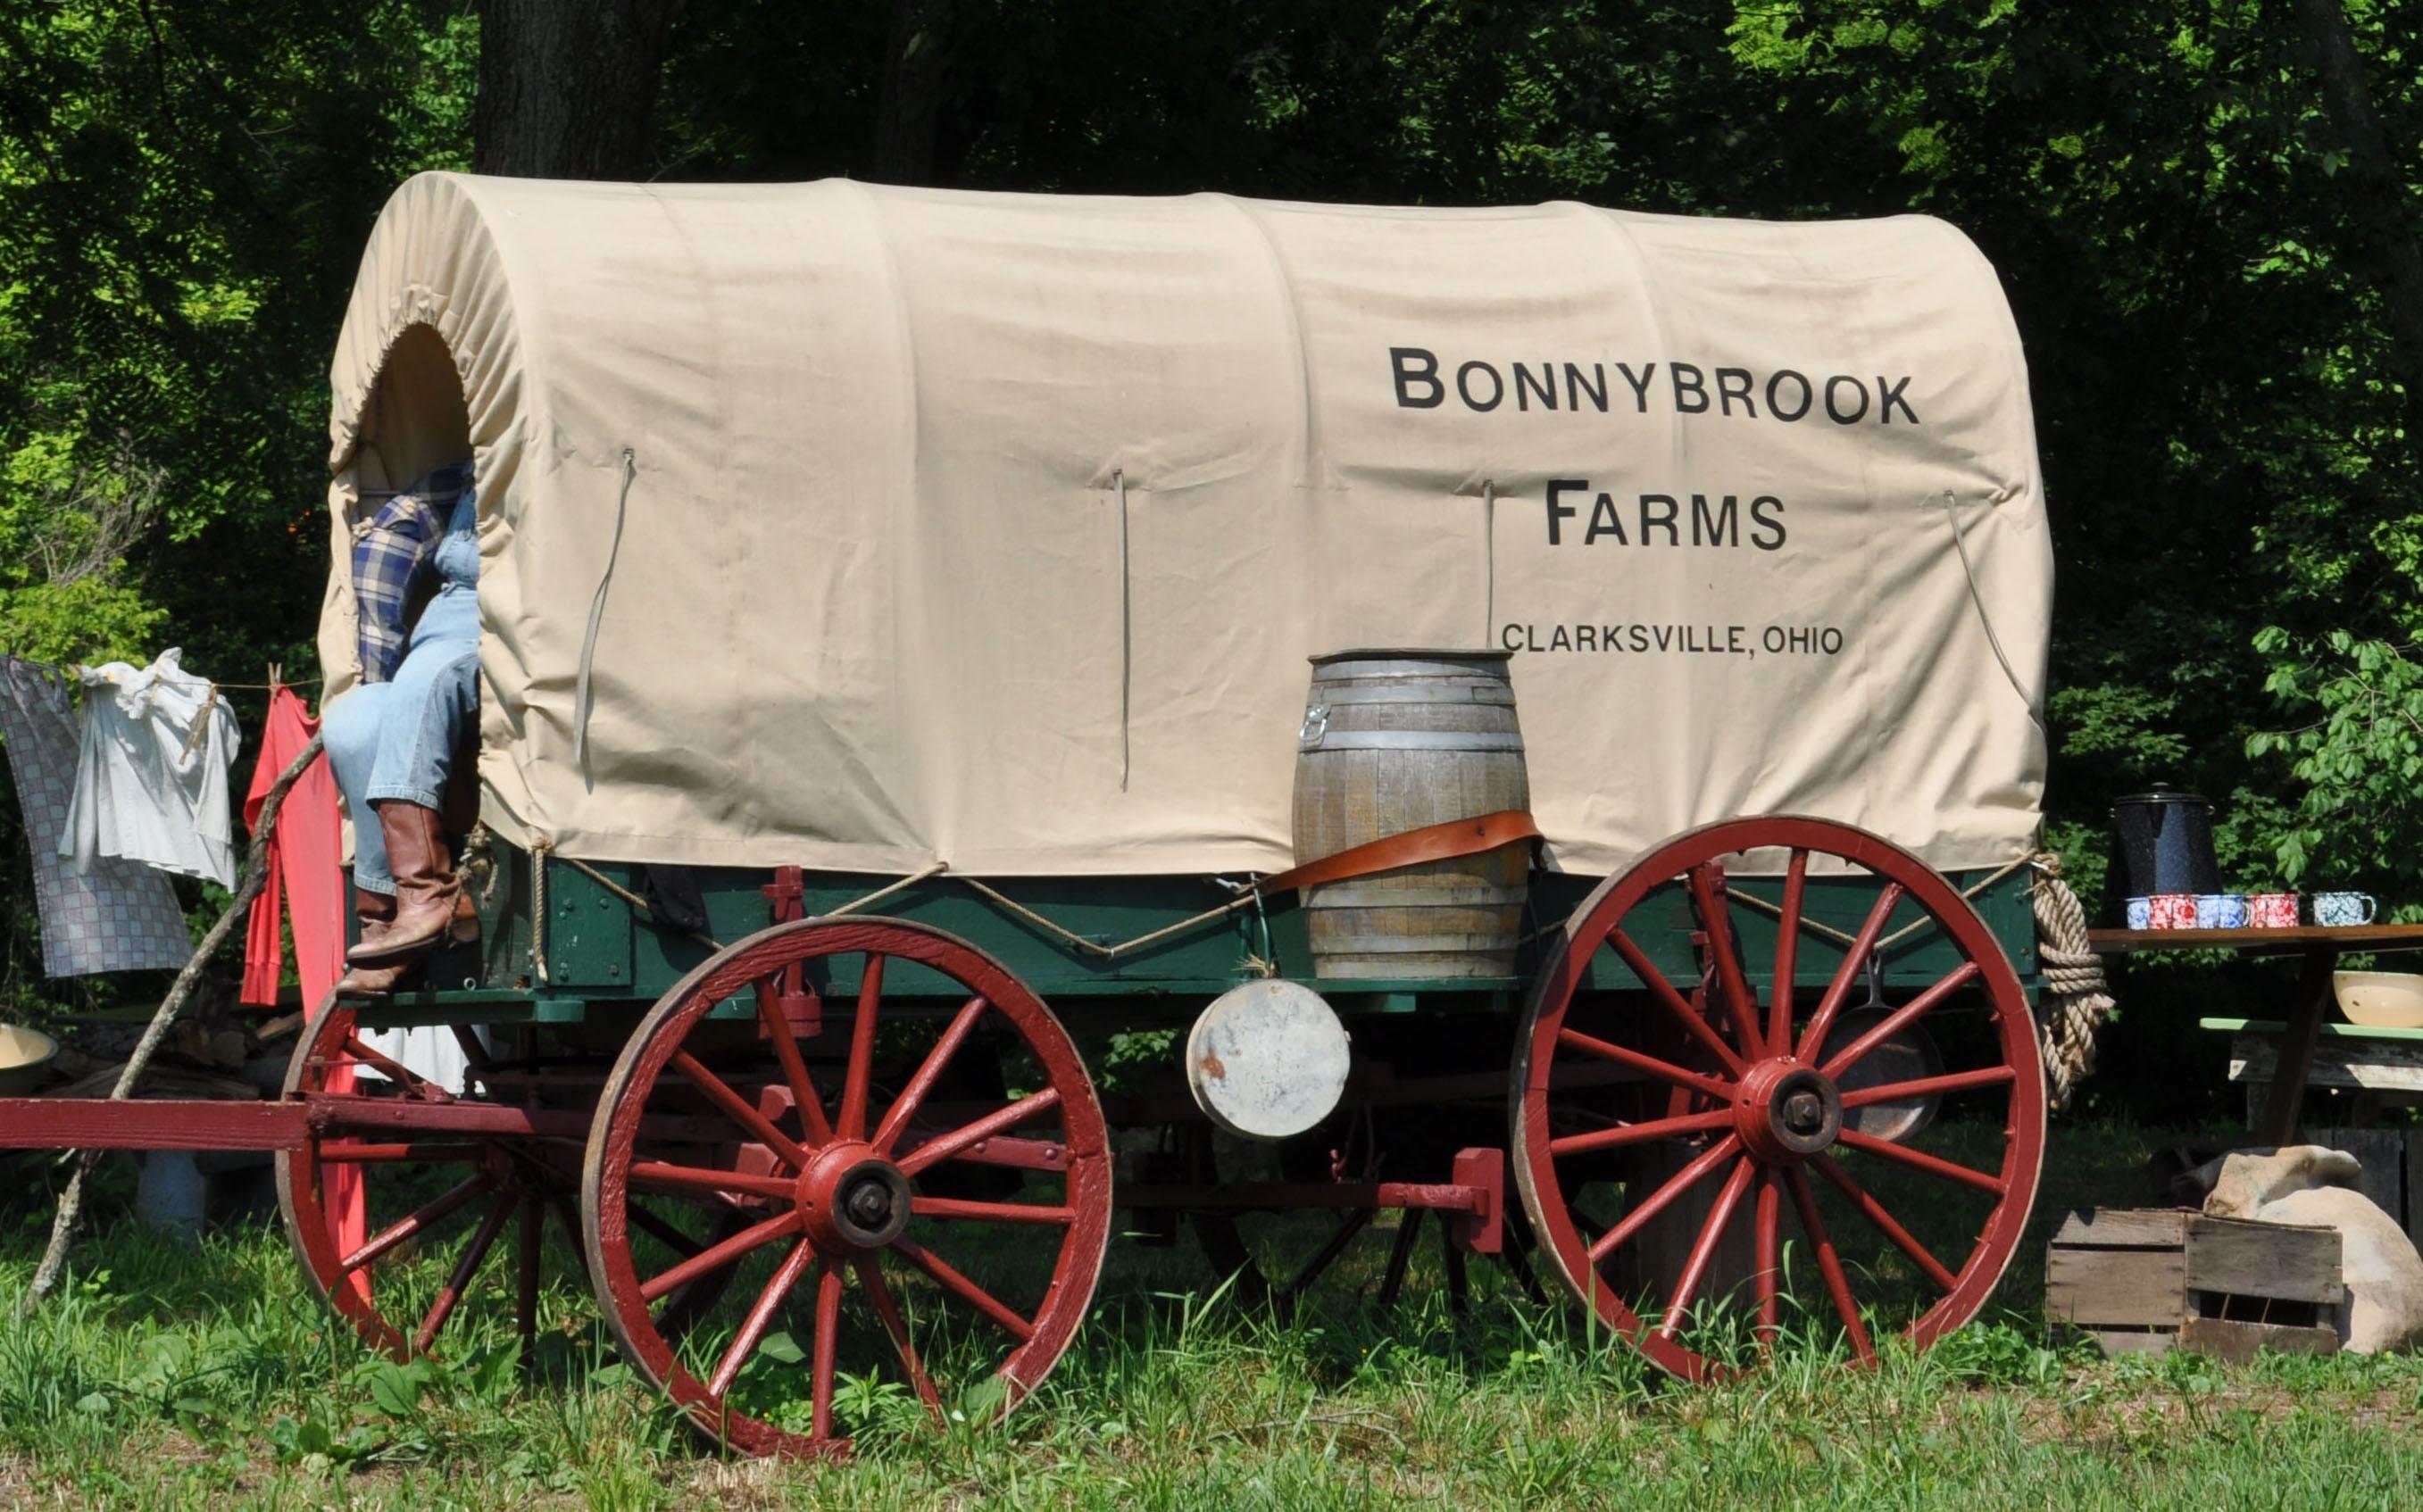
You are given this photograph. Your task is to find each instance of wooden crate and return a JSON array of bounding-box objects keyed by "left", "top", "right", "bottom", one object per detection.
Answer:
[{"left": 2046, "top": 1208, "right": 2342, "bottom": 1361}]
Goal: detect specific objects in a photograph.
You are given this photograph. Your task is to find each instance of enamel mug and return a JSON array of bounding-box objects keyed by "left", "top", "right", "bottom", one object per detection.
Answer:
[
  {"left": 2313, "top": 891, "right": 2378, "bottom": 926},
  {"left": 2125, "top": 896, "right": 2152, "bottom": 930},
  {"left": 2247, "top": 893, "right": 2299, "bottom": 928},
  {"left": 2195, "top": 893, "right": 2249, "bottom": 930},
  {"left": 2148, "top": 893, "right": 2199, "bottom": 930}
]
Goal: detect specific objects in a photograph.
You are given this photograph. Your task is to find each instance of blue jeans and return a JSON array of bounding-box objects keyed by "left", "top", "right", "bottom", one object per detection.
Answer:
[{"left": 325, "top": 585, "right": 479, "bottom": 895}]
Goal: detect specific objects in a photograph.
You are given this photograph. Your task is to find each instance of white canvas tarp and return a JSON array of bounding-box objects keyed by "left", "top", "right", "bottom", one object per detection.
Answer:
[{"left": 321, "top": 172, "right": 2051, "bottom": 879}]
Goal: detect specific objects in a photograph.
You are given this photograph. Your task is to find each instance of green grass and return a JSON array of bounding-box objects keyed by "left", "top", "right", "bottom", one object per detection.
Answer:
[{"left": 4, "top": 1124, "right": 2422, "bottom": 1509}]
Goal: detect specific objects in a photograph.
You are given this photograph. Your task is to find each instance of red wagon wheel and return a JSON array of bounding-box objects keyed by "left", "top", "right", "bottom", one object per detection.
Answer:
[
  {"left": 581, "top": 916, "right": 1112, "bottom": 1459},
  {"left": 277, "top": 995, "right": 576, "bottom": 1361},
  {"left": 1511, "top": 815, "right": 2044, "bottom": 1380}
]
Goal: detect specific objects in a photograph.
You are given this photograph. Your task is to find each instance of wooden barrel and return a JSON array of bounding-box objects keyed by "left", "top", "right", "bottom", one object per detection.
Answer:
[{"left": 1291, "top": 650, "right": 1530, "bottom": 979}]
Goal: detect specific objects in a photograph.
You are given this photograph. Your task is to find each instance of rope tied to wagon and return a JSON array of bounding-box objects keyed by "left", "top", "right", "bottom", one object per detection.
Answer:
[{"left": 2027, "top": 856, "right": 2114, "bottom": 1113}]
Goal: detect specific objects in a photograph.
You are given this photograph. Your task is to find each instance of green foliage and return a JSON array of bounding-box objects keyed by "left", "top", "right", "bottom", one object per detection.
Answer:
[{"left": 2250, "top": 629, "right": 2423, "bottom": 900}]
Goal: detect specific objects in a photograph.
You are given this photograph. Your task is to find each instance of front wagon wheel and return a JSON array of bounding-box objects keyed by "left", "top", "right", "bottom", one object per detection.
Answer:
[
  {"left": 1511, "top": 815, "right": 2045, "bottom": 1380},
  {"left": 580, "top": 916, "right": 1112, "bottom": 1459}
]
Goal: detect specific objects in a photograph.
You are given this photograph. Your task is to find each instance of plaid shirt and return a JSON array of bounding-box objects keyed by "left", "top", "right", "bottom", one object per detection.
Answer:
[{"left": 351, "top": 463, "right": 474, "bottom": 683}]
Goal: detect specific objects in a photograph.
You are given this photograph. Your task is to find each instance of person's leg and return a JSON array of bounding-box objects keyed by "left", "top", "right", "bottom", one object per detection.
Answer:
[
  {"left": 321, "top": 682, "right": 396, "bottom": 895},
  {"left": 347, "top": 628, "right": 479, "bottom": 968}
]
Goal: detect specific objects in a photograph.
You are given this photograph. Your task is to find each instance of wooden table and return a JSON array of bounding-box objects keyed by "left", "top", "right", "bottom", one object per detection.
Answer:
[{"left": 2087, "top": 923, "right": 2423, "bottom": 1143}]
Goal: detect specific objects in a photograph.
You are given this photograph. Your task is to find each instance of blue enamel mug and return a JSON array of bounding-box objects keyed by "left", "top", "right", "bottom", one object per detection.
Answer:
[
  {"left": 2313, "top": 892, "right": 2377, "bottom": 926},
  {"left": 2195, "top": 893, "right": 2249, "bottom": 929}
]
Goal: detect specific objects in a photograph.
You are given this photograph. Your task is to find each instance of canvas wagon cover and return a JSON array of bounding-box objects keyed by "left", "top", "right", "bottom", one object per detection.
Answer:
[{"left": 320, "top": 172, "right": 2051, "bottom": 879}]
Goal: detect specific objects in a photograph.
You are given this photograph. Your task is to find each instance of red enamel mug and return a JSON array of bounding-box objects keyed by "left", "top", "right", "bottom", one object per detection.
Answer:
[
  {"left": 2147, "top": 893, "right": 2199, "bottom": 929},
  {"left": 2247, "top": 893, "right": 2299, "bottom": 928}
]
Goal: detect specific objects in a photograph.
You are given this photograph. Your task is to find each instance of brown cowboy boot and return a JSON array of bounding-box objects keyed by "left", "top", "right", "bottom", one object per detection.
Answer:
[
  {"left": 346, "top": 802, "right": 461, "bottom": 968},
  {"left": 337, "top": 887, "right": 408, "bottom": 995}
]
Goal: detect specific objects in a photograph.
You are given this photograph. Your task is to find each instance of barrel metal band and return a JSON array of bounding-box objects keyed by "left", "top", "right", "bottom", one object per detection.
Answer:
[
  {"left": 1308, "top": 683, "right": 1517, "bottom": 706},
  {"left": 1304, "top": 882, "right": 1528, "bottom": 908},
  {"left": 1301, "top": 731, "right": 1526, "bottom": 752}
]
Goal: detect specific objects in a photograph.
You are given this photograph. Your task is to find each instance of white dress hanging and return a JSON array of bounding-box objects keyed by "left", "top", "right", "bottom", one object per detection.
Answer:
[{"left": 60, "top": 648, "right": 243, "bottom": 887}]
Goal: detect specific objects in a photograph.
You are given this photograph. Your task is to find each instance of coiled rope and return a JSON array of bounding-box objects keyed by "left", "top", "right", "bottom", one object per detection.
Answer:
[{"left": 2028, "top": 856, "right": 2113, "bottom": 1112}]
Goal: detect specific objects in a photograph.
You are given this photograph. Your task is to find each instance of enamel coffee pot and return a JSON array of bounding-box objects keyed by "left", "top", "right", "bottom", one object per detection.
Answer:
[{"left": 2110, "top": 784, "right": 2221, "bottom": 901}]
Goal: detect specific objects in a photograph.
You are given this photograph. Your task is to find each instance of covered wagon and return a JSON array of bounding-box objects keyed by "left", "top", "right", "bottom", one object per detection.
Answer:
[{"left": 22, "top": 173, "right": 2059, "bottom": 1457}]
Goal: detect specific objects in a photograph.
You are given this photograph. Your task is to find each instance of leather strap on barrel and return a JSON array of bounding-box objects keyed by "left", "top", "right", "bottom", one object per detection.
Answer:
[{"left": 1253, "top": 810, "right": 1543, "bottom": 899}]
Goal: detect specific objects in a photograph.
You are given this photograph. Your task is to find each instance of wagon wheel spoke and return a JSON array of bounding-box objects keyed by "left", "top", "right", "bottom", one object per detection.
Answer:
[
  {"left": 639, "top": 1209, "right": 803, "bottom": 1304},
  {"left": 1793, "top": 882, "right": 1905, "bottom": 1063},
  {"left": 1753, "top": 1168, "right": 1782, "bottom": 1347},
  {"left": 809, "top": 1261, "right": 845, "bottom": 1442},
  {"left": 338, "top": 1172, "right": 493, "bottom": 1274},
  {"left": 1586, "top": 1134, "right": 1743, "bottom": 1267},
  {"left": 627, "top": 1201, "right": 711, "bottom": 1259},
  {"left": 1811, "top": 1154, "right": 1959, "bottom": 1292},
  {"left": 1283, "top": 1209, "right": 1373, "bottom": 1300},
  {"left": 1763, "top": 848, "right": 1809, "bottom": 1054},
  {"left": 1834, "top": 1129, "right": 2006, "bottom": 1195},
  {"left": 1548, "top": 1108, "right": 1732, "bottom": 1159},
  {"left": 838, "top": 953, "right": 887, "bottom": 1142},
  {"left": 1441, "top": 1222, "right": 1471, "bottom": 1315},
  {"left": 854, "top": 1255, "right": 944, "bottom": 1414},
  {"left": 340, "top": 1034, "right": 455, "bottom": 1102},
  {"left": 753, "top": 980, "right": 836, "bottom": 1147},
  {"left": 516, "top": 1197, "right": 544, "bottom": 1358},
  {"left": 1783, "top": 1165, "right": 1874, "bottom": 1363},
  {"left": 1494, "top": 1225, "right": 1551, "bottom": 1305},
  {"left": 707, "top": 1242, "right": 818, "bottom": 1399},
  {"left": 414, "top": 1190, "right": 517, "bottom": 1353},
  {"left": 1817, "top": 961, "right": 1981, "bottom": 1079},
  {"left": 891, "top": 1237, "right": 1037, "bottom": 1342},
  {"left": 672, "top": 1050, "right": 811, "bottom": 1169},
  {"left": 895, "top": 1088, "right": 1064, "bottom": 1178},
  {"left": 450, "top": 1025, "right": 492, "bottom": 1076},
  {"left": 628, "top": 1160, "right": 797, "bottom": 1203},
  {"left": 547, "top": 1193, "right": 587, "bottom": 1259},
  {"left": 1658, "top": 1156, "right": 1756, "bottom": 1339},
  {"left": 1686, "top": 862, "right": 1765, "bottom": 1060},
  {"left": 1838, "top": 1064, "right": 2017, "bottom": 1110},
  {"left": 872, "top": 994, "right": 991, "bottom": 1154},
  {"left": 1556, "top": 1027, "right": 1735, "bottom": 1103},
  {"left": 1376, "top": 1209, "right": 1424, "bottom": 1309},
  {"left": 1605, "top": 929, "right": 1746, "bottom": 1078},
  {"left": 908, "top": 1196, "right": 1074, "bottom": 1226}
]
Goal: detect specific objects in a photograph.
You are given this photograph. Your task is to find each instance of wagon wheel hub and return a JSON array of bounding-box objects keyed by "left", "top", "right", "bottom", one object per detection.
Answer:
[
  {"left": 1733, "top": 1059, "right": 1843, "bottom": 1163},
  {"left": 795, "top": 1140, "right": 912, "bottom": 1252}
]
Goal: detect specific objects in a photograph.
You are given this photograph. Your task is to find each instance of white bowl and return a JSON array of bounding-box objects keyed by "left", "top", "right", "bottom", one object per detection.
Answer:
[
  {"left": 0, "top": 1022, "right": 56, "bottom": 1096},
  {"left": 2335, "top": 971, "right": 2423, "bottom": 1029}
]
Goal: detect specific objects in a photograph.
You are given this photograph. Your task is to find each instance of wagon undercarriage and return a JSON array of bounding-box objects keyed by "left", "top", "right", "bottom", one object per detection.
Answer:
[{"left": 2, "top": 812, "right": 2046, "bottom": 1459}]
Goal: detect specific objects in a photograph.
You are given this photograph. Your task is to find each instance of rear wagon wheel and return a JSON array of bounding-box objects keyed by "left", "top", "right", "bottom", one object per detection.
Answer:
[{"left": 1511, "top": 815, "right": 2045, "bottom": 1379}]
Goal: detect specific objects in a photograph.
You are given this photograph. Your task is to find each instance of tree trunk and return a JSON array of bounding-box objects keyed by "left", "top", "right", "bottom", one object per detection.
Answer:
[
  {"left": 2291, "top": 0, "right": 2423, "bottom": 456},
  {"left": 869, "top": 0, "right": 954, "bottom": 186},
  {"left": 473, "top": 0, "right": 683, "bottom": 179}
]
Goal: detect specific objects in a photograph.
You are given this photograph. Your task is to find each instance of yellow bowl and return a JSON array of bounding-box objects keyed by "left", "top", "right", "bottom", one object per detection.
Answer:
[
  {"left": 2335, "top": 971, "right": 2423, "bottom": 1029},
  {"left": 0, "top": 1022, "right": 57, "bottom": 1096}
]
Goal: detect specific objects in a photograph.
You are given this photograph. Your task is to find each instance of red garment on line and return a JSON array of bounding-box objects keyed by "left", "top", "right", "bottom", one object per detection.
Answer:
[
  {"left": 239, "top": 686, "right": 343, "bottom": 1008},
  {"left": 237, "top": 685, "right": 363, "bottom": 1285}
]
